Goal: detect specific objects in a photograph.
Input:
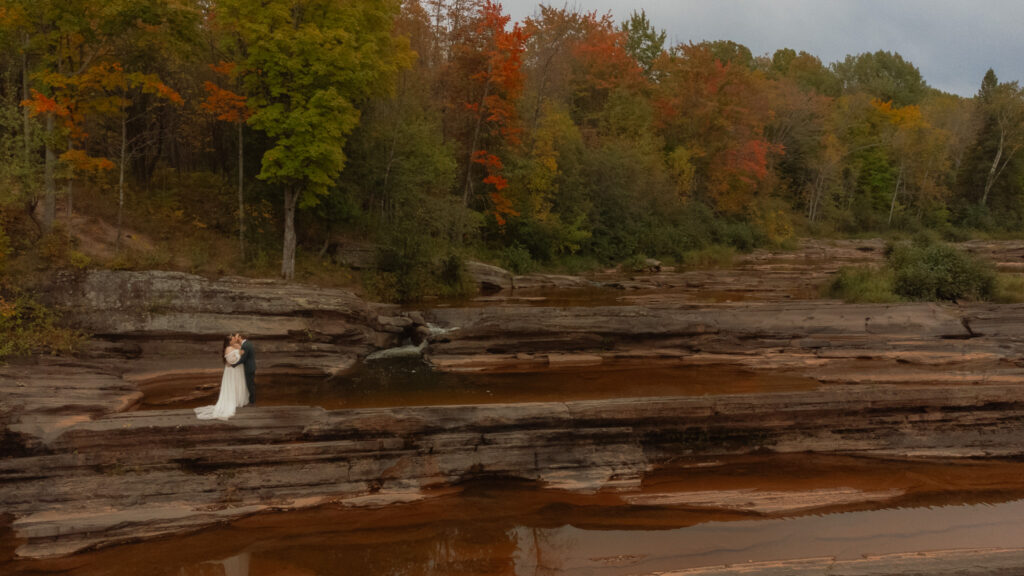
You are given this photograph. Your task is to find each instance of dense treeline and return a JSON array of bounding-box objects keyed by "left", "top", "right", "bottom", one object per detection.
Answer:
[{"left": 2, "top": 0, "right": 1024, "bottom": 292}]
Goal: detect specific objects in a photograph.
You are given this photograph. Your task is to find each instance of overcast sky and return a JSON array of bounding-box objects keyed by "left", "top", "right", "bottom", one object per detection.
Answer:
[{"left": 500, "top": 0, "right": 1024, "bottom": 97}]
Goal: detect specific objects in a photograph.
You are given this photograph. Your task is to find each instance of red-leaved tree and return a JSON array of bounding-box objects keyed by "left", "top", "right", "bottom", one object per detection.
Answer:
[{"left": 457, "top": 0, "right": 528, "bottom": 226}]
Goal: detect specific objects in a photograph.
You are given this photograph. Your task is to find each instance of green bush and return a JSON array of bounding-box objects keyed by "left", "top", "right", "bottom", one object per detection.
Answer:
[
  {"left": 367, "top": 239, "right": 436, "bottom": 303},
  {"left": 619, "top": 253, "right": 650, "bottom": 273},
  {"left": 717, "top": 220, "right": 759, "bottom": 252},
  {"left": 0, "top": 291, "right": 86, "bottom": 359},
  {"left": 501, "top": 242, "right": 535, "bottom": 275},
  {"left": 366, "top": 241, "right": 476, "bottom": 304},
  {"left": 437, "top": 253, "right": 476, "bottom": 299},
  {"left": 888, "top": 242, "right": 995, "bottom": 301}
]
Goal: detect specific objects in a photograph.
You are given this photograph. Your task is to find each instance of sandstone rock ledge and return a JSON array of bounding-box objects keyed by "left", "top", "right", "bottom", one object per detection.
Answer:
[
  {"left": 6, "top": 267, "right": 1024, "bottom": 566},
  {"left": 4, "top": 381, "right": 1024, "bottom": 559}
]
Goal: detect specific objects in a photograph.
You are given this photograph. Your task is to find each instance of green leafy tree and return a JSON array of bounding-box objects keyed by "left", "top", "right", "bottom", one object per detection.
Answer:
[
  {"left": 770, "top": 48, "right": 840, "bottom": 96},
  {"left": 218, "top": 0, "right": 413, "bottom": 279},
  {"left": 833, "top": 50, "right": 929, "bottom": 107},
  {"left": 620, "top": 9, "right": 665, "bottom": 79}
]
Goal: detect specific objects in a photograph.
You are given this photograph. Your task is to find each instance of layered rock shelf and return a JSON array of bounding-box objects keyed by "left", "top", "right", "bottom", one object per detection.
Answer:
[
  {"left": 5, "top": 240, "right": 1024, "bottom": 565},
  {"left": 5, "top": 377, "right": 1024, "bottom": 558}
]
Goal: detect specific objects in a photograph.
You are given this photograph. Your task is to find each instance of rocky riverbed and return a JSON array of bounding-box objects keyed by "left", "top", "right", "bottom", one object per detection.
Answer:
[{"left": 4, "top": 239, "right": 1024, "bottom": 572}]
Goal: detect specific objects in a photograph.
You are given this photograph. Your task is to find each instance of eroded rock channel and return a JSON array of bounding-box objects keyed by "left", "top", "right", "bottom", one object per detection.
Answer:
[{"left": 5, "top": 239, "right": 1024, "bottom": 573}]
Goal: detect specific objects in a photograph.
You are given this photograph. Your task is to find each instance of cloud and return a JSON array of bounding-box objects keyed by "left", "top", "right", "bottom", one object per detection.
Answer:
[{"left": 499, "top": 0, "right": 1024, "bottom": 96}]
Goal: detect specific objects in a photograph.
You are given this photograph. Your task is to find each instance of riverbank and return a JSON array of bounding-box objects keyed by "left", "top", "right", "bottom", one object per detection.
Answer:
[{"left": 3, "top": 239, "right": 1024, "bottom": 570}]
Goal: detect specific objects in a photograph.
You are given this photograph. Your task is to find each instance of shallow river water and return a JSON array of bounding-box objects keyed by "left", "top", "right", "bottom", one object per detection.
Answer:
[
  {"left": 6, "top": 455, "right": 1024, "bottom": 575},
  {"left": 140, "top": 359, "right": 819, "bottom": 411}
]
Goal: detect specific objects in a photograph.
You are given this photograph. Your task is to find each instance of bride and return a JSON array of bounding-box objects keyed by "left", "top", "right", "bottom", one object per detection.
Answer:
[{"left": 195, "top": 335, "right": 250, "bottom": 420}]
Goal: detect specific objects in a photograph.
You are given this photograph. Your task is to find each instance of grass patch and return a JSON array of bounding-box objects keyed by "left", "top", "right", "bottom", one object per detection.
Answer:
[
  {"left": 823, "top": 266, "right": 900, "bottom": 303},
  {"left": 682, "top": 245, "right": 736, "bottom": 269},
  {"left": 994, "top": 274, "right": 1024, "bottom": 303}
]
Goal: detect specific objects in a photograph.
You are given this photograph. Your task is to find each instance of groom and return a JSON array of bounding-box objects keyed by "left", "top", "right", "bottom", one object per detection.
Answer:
[{"left": 231, "top": 333, "right": 257, "bottom": 405}]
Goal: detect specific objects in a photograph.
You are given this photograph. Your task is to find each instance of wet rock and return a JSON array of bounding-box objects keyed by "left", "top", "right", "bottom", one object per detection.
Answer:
[
  {"left": 376, "top": 314, "right": 413, "bottom": 333},
  {"left": 624, "top": 487, "right": 903, "bottom": 514},
  {"left": 546, "top": 353, "right": 603, "bottom": 368},
  {"left": 465, "top": 261, "right": 513, "bottom": 293},
  {"left": 6, "top": 379, "right": 1024, "bottom": 558},
  {"left": 13, "top": 240, "right": 1024, "bottom": 561},
  {"left": 511, "top": 274, "right": 599, "bottom": 291},
  {"left": 423, "top": 302, "right": 973, "bottom": 371}
]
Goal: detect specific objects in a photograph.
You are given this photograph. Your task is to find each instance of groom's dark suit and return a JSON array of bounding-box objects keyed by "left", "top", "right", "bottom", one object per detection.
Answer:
[{"left": 232, "top": 339, "right": 257, "bottom": 404}]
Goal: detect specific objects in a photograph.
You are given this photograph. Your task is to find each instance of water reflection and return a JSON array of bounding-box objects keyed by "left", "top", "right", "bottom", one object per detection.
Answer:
[
  {"left": 183, "top": 551, "right": 250, "bottom": 576},
  {"left": 9, "top": 484, "right": 1024, "bottom": 576},
  {"left": 142, "top": 359, "right": 818, "bottom": 411}
]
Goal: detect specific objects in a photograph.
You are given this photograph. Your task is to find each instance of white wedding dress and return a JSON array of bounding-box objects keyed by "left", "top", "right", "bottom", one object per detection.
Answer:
[{"left": 195, "top": 349, "right": 249, "bottom": 420}]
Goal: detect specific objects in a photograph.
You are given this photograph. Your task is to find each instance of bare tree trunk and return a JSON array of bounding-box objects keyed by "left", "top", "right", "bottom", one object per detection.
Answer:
[
  {"left": 888, "top": 164, "right": 903, "bottom": 226},
  {"left": 281, "top": 187, "right": 299, "bottom": 280},
  {"left": 808, "top": 172, "right": 825, "bottom": 223},
  {"left": 381, "top": 124, "right": 400, "bottom": 220},
  {"left": 42, "top": 113, "right": 56, "bottom": 233},
  {"left": 116, "top": 112, "right": 127, "bottom": 253},
  {"left": 238, "top": 121, "right": 245, "bottom": 260},
  {"left": 66, "top": 140, "right": 74, "bottom": 241},
  {"left": 462, "top": 67, "right": 491, "bottom": 207},
  {"left": 22, "top": 44, "right": 30, "bottom": 160},
  {"left": 981, "top": 126, "right": 1005, "bottom": 207}
]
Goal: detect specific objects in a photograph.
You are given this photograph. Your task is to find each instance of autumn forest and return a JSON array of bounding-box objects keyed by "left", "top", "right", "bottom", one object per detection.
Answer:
[{"left": 2, "top": 0, "right": 1024, "bottom": 299}]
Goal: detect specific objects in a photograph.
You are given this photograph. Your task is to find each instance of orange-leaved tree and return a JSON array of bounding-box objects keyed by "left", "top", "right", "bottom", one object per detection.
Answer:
[{"left": 654, "top": 42, "right": 780, "bottom": 214}]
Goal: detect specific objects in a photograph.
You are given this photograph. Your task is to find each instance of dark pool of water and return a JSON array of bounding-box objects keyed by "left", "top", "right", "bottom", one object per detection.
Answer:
[
  {"left": 6, "top": 479, "right": 1024, "bottom": 576},
  {"left": 140, "top": 359, "right": 818, "bottom": 411}
]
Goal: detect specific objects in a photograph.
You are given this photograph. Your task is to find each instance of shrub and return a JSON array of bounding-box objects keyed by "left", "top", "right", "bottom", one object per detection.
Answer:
[
  {"left": 757, "top": 208, "right": 796, "bottom": 248},
  {"left": 437, "top": 253, "right": 476, "bottom": 299},
  {"left": 619, "top": 253, "right": 650, "bottom": 273},
  {"left": 366, "top": 241, "right": 476, "bottom": 304},
  {"left": 888, "top": 242, "right": 995, "bottom": 301},
  {"left": 501, "top": 242, "right": 535, "bottom": 275},
  {"left": 716, "top": 220, "right": 759, "bottom": 252},
  {"left": 367, "top": 239, "right": 436, "bottom": 303},
  {"left": 0, "top": 223, "right": 9, "bottom": 274},
  {"left": 0, "top": 291, "right": 86, "bottom": 359},
  {"left": 38, "top": 226, "right": 71, "bottom": 266}
]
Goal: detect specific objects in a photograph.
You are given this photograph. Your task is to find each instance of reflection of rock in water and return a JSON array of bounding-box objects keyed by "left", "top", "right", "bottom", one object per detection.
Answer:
[
  {"left": 220, "top": 551, "right": 249, "bottom": 576},
  {"left": 182, "top": 551, "right": 250, "bottom": 576}
]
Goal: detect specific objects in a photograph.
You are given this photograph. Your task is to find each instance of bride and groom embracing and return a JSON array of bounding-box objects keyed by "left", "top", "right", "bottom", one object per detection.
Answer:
[{"left": 195, "top": 333, "right": 257, "bottom": 420}]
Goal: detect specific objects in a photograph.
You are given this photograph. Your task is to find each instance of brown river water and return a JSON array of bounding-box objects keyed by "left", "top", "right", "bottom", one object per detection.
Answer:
[
  {"left": 139, "top": 359, "right": 819, "bottom": 411},
  {"left": 5, "top": 454, "right": 1024, "bottom": 575}
]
